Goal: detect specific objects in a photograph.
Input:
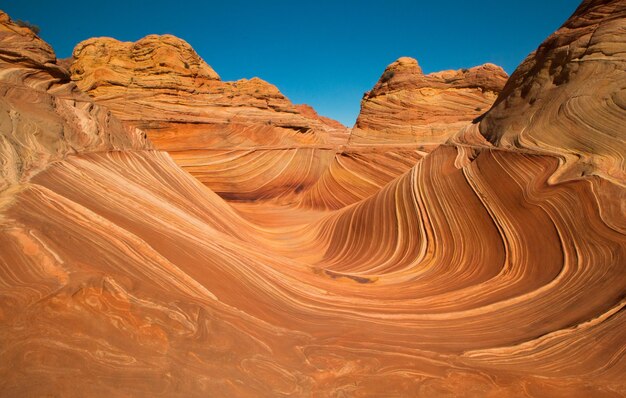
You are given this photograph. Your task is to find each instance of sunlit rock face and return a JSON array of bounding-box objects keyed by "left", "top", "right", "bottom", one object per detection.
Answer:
[
  {"left": 67, "top": 36, "right": 508, "bottom": 207},
  {"left": 69, "top": 34, "right": 347, "bottom": 148},
  {"left": 477, "top": 0, "right": 626, "bottom": 185},
  {"left": 0, "top": 12, "right": 149, "bottom": 191},
  {"left": 350, "top": 56, "right": 508, "bottom": 146},
  {"left": 69, "top": 34, "right": 349, "bottom": 201},
  {"left": 1, "top": 1, "right": 626, "bottom": 396},
  {"left": 276, "top": 59, "right": 509, "bottom": 210},
  {"left": 286, "top": 56, "right": 509, "bottom": 210}
]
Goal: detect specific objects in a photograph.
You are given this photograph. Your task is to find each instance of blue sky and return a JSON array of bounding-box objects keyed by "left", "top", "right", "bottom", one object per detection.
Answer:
[{"left": 3, "top": 1, "right": 581, "bottom": 126}]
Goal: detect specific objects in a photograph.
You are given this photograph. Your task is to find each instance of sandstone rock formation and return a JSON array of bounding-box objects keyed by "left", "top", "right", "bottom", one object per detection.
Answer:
[
  {"left": 68, "top": 38, "right": 508, "bottom": 207},
  {"left": 69, "top": 35, "right": 348, "bottom": 200},
  {"left": 350, "top": 56, "right": 508, "bottom": 145},
  {"left": 477, "top": 0, "right": 626, "bottom": 186},
  {"left": 0, "top": 12, "right": 149, "bottom": 192},
  {"left": 1, "top": 1, "right": 626, "bottom": 396},
  {"left": 282, "top": 58, "right": 508, "bottom": 210}
]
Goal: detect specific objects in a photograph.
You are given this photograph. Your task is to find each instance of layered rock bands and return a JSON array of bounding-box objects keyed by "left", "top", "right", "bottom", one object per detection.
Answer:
[{"left": 1, "top": 1, "right": 625, "bottom": 396}]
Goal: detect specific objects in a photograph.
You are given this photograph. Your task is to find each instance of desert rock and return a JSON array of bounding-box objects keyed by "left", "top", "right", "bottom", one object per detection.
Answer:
[
  {"left": 478, "top": 0, "right": 626, "bottom": 185},
  {"left": 69, "top": 34, "right": 348, "bottom": 200},
  {"left": 1, "top": 2, "right": 625, "bottom": 396},
  {"left": 351, "top": 56, "right": 508, "bottom": 145}
]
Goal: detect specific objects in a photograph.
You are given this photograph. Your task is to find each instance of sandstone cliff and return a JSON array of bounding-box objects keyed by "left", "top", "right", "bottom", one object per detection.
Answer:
[
  {"left": 69, "top": 34, "right": 348, "bottom": 200},
  {"left": 287, "top": 58, "right": 508, "bottom": 209},
  {"left": 350, "top": 57, "right": 508, "bottom": 146},
  {"left": 0, "top": 12, "right": 149, "bottom": 192},
  {"left": 1, "top": 2, "right": 625, "bottom": 396},
  {"left": 477, "top": 0, "right": 626, "bottom": 186}
]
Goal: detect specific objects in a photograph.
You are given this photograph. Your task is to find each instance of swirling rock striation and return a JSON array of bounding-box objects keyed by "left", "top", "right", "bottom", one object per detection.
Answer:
[
  {"left": 69, "top": 35, "right": 349, "bottom": 200},
  {"left": 477, "top": 0, "right": 626, "bottom": 185},
  {"left": 287, "top": 57, "right": 508, "bottom": 209},
  {"left": 1, "top": 1, "right": 626, "bottom": 397},
  {"left": 350, "top": 56, "right": 508, "bottom": 146},
  {"left": 0, "top": 12, "right": 149, "bottom": 192}
]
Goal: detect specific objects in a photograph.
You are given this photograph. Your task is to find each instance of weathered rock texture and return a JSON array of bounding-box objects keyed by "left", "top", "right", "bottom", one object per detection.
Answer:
[
  {"left": 477, "top": 0, "right": 626, "bottom": 186},
  {"left": 69, "top": 35, "right": 348, "bottom": 200},
  {"left": 282, "top": 58, "right": 508, "bottom": 210},
  {"left": 67, "top": 35, "right": 508, "bottom": 207},
  {"left": 1, "top": 1, "right": 626, "bottom": 396},
  {"left": 0, "top": 13, "right": 149, "bottom": 191},
  {"left": 350, "top": 56, "right": 508, "bottom": 145}
]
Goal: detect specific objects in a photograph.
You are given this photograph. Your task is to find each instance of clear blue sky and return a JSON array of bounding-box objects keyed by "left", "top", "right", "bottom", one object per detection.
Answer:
[{"left": 3, "top": 1, "right": 581, "bottom": 126}]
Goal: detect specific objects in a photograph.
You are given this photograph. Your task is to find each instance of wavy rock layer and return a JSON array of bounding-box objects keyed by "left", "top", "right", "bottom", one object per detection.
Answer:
[
  {"left": 69, "top": 35, "right": 349, "bottom": 200},
  {"left": 3, "top": 145, "right": 625, "bottom": 397},
  {"left": 478, "top": 0, "right": 626, "bottom": 185},
  {"left": 350, "top": 57, "right": 508, "bottom": 145},
  {"left": 287, "top": 146, "right": 426, "bottom": 209},
  {"left": 282, "top": 58, "right": 508, "bottom": 210},
  {"left": 1, "top": 2, "right": 626, "bottom": 397},
  {"left": 0, "top": 13, "right": 149, "bottom": 191}
]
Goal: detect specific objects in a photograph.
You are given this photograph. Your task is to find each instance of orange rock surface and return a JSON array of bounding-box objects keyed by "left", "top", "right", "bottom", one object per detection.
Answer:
[
  {"left": 0, "top": 13, "right": 150, "bottom": 192},
  {"left": 68, "top": 37, "right": 509, "bottom": 206},
  {"left": 350, "top": 56, "right": 508, "bottom": 145},
  {"left": 288, "top": 57, "right": 508, "bottom": 209},
  {"left": 69, "top": 35, "right": 348, "bottom": 200},
  {"left": 477, "top": 0, "right": 626, "bottom": 185},
  {"left": 1, "top": 1, "right": 626, "bottom": 396}
]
